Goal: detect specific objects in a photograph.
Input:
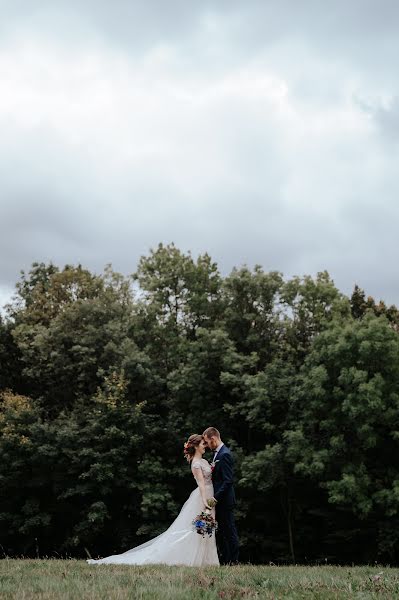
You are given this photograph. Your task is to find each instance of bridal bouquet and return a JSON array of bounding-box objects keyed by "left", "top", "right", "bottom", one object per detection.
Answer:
[{"left": 192, "top": 511, "right": 218, "bottom": 537}]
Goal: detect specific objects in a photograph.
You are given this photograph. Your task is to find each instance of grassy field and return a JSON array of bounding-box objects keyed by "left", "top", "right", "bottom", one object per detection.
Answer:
[{"left": 0, "top": 560, "right": 398, "bottom": 599}]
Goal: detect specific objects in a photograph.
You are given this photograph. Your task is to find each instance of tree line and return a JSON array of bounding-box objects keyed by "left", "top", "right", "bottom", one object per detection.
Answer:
[{"left": 1, "top": 243, "right": 398, "bottom": 564}]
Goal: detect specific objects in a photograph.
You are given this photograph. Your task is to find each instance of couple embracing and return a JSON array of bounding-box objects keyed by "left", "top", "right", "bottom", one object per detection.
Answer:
[{"left": 88, "top": 427, "right": 239, "bottom": 566}]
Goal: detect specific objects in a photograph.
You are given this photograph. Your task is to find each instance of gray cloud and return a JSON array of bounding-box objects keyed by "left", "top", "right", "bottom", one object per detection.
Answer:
[
  {"left": 372, "top": 98, "right": 399, "bottom": 142},
  {"left": 1, "top": 0, "right": 399, "bottom": 311}
]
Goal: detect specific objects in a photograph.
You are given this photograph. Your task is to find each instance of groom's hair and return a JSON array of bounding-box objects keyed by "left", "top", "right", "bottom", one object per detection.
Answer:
[{"left": 203, "top": 427, "right": 220, "bottom": 439}]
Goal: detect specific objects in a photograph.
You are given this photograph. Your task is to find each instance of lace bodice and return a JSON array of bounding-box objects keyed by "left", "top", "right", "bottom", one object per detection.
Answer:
[{"left": 192, "top": 458, "right": 213, "bottom": 485}]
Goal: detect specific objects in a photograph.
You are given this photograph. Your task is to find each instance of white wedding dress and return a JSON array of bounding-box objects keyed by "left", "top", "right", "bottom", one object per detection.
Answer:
[{"left": 87, "top": 458, "right": 219, "bottom": 566}]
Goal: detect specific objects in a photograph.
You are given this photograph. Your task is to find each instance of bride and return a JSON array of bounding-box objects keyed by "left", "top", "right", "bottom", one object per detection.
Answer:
[{"left": 87, "top": 434, "right": 219, "bottom": 566}]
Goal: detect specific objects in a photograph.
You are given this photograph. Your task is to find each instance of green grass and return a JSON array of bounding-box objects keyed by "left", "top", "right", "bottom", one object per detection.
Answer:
[{"left": 0, "top": 560, "right": 398, "bottom": 599}]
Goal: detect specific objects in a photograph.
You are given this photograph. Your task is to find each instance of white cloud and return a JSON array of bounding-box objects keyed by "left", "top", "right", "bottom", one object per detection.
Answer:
[{"left": 1, "top": 2, "right": 399, "bottom": 308}]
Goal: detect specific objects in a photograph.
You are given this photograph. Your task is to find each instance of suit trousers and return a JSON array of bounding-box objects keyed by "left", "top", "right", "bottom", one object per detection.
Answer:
[{"left": 215, "top": 505, "right": 239, "bottom": 565}]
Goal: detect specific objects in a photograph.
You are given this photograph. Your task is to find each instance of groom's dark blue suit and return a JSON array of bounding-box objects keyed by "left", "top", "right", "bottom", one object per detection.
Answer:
[{"left": 212, "top": 445, "right": 239, "bottom": 565}]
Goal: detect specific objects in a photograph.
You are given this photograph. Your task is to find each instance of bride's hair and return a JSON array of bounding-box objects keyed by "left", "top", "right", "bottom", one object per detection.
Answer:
[{"left": 183, "top": 434, "right": 203, "bottom": 463}]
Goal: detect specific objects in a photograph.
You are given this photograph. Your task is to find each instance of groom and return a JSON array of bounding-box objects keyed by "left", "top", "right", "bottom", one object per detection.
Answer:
[{"left": 203, "top": 427, "right": 239, "bottom": 565}]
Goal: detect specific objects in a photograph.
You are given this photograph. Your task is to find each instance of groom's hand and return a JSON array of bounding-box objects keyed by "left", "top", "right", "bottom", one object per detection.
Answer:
[{"left": 207, "top": 497, "right": 217, "bottom": 508}]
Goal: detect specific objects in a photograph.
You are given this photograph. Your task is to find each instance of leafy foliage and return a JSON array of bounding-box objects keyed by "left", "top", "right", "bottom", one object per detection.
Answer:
[{"left": 0, "top": 248, "right": 398, "bottom": 563}]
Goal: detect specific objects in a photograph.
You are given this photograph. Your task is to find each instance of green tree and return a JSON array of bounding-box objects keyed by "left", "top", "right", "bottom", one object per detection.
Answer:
[
  {"left": 222, "top": 266, "right": 283, "bottom": 367},
  {"left": 280, "top": 271, "right": 350, "bottom": 363},
  {"left": 220, "top": 272, "right": 350, "bottom": 562},
  {"left": 9, "top": 265, "right": 147, "bottom": 411},
  {"left": 0, "top": 315, "right": 22, "bottom": 392},
  {"left": 286, "top": 313, "right": 399, "bottom": 560},
  {"left": 0, "top": 390, "right": 48, "bottom": 555},
  {"left": 135, "top": 243, "right": 222, "bottom": 335},
  {"left": 350, "top": 285, "right": 367, "bottom": 319},
  {"left": 351, "top": 284, "right": 399, "bottom": 331}
]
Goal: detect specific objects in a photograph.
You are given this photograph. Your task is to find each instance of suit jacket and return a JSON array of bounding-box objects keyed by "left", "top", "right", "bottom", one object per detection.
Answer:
[{"left": 212, "top": 445, "right": 236, "bottom": 508}]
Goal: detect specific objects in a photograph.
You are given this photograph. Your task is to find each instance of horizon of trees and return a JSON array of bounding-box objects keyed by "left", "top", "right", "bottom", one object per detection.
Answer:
[{"left": 1, "top": 243, "right": 398, "bottom": 564}]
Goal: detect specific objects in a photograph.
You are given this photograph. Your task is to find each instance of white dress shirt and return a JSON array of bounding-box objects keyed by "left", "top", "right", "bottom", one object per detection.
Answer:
[{"left": 213, "top": 442, "right": 224, "bottom": 462}]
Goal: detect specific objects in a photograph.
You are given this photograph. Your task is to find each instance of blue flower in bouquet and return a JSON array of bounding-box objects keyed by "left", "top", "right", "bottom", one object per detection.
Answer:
[
  {"left": 195, "top": 520, "right": 206, "bottom": 528},
  {"left": 192, "top": 511, "right": 218, "bottom": 537}
]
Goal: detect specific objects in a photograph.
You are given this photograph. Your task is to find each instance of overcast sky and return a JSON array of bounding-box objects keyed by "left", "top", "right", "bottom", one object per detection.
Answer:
[{"left": 1, "top": 0, "right": 399, "bottom": 310}]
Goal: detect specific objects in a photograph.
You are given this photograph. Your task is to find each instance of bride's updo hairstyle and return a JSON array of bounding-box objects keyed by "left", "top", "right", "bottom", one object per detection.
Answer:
[{"left": 183, "top": 434, "right": 203, "bottom": 463}]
